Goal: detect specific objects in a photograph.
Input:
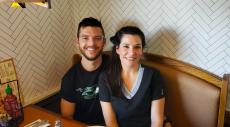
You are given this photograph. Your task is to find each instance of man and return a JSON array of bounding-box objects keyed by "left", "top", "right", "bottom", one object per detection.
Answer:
[{"left": 60, "top": 17, "right": 108, "bottom": 126}]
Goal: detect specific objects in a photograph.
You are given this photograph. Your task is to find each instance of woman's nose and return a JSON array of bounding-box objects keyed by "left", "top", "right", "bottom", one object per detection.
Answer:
[{"left": 128, "top": 47, "right": 136, "bottom": 54}]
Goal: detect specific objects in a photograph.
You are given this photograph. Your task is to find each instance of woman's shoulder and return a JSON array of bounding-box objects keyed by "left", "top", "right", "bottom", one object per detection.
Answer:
[
  {"left": 98, "top": 71, "right": 109, "bottom": 83},
  {"left": 99, "top": 70, "right": 107, "bottom": 77},
  {"left": 141, "top": 64, "right": 161, "bottom": 74}
]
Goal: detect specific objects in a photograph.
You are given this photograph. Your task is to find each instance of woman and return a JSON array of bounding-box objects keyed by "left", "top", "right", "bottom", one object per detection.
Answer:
[{"left": 99, "top": 26, "right": 165, "bottom": 127}]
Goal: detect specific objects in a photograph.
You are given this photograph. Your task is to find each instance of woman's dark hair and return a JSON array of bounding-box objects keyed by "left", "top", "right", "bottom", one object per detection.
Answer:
[{"left": 107, "top": 26, "right": 146, "bottom": 97}]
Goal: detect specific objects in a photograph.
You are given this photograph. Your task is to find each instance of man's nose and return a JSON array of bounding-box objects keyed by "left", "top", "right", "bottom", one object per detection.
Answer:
[{"left": 87, "top": 38, "right": 96, "bottom": 45}]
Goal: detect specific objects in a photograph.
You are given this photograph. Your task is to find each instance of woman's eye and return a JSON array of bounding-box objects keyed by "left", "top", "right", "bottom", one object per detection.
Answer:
[
  {"left": 134, "top": 46, "right": 141, "bottom": 49},
  {"left": 123, "top": 45, "right": 129, "bottom": 48}
]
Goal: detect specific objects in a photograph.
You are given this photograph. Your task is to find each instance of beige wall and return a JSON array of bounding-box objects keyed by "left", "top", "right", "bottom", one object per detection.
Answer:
[
  {"left": 73, "top": 0, "right": 230, "bottom": 77},
  {"left": 0, "top": 0, "right": 76, "bottom": 105},
  {"left": 0, "top": 0, "right": 230, "bottom": 109}
]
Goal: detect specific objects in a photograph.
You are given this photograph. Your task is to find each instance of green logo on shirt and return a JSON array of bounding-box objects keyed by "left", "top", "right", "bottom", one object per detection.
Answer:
[{"left": 81, "top": 86, "right": 99, "bottom": 100}]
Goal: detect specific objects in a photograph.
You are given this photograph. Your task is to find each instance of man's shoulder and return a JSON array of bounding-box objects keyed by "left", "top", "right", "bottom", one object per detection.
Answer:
[
  {"left": 102, "top": 53, "right": 110, "bottom": 61},
  {"left": 63, "top": 62, "right": 81, "bottom": 78},
  {"left": 101, "top": 53, "right": 110, "bottom": 68}
]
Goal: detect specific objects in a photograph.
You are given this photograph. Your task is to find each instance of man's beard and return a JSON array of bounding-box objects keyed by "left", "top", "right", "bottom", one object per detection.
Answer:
[{"left": 79, "top": 48, "right": 103, "bottom": 61}]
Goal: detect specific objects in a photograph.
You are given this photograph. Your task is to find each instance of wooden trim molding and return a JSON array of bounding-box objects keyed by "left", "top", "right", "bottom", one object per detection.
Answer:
[{"left": 224, "top": 74, "right": 230, "bottom": 126}]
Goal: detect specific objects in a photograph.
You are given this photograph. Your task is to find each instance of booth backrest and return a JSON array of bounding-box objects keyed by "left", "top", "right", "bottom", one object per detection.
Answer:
[
  {"left": 141, "top": 53, "right": 228, "bottom": 127},
  {"left": 73, "top": 52, "right": 229, "bottom": 127}
]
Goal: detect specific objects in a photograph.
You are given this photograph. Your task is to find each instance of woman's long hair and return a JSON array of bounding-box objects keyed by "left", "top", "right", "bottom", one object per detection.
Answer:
[{"left": 107, "top": 26, "right": 146, "bottom": 97}]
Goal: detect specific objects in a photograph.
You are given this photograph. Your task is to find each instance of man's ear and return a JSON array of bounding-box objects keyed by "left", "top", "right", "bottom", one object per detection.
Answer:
[
  {"left": 76, "top": 37, "right": 79, "bottom": 47},
  {"left": 103, "top": 38, "right": 106, "bottom": 46}
]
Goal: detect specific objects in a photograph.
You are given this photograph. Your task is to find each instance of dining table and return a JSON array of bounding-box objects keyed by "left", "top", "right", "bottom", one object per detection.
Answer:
[{"left": 19, "top": 105, "right": 87, "bottom": 127}]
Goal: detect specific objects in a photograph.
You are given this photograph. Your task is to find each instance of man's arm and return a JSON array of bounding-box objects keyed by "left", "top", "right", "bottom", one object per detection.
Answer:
[
  {"left": 61, "top": 98, "right": 76, "bottom": 119},
  {"left": 100, "top": 101, "right": 118, "bottom": 127},
  {"left": 151, "top": 98, "right": 165, "bottom": 127}
]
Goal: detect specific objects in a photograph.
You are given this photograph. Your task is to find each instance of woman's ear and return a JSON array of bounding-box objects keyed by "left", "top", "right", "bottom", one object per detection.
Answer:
[{"left": 115, "top": 45, "right": 120, "bottom": 54}]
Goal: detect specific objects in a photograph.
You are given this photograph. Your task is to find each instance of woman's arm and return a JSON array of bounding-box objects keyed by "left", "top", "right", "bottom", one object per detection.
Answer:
[
  {"left": 100, "top": 101, "right": 119, "bottom": 127},
  {"left": 151, "top": 97, "right": 165, "bottom": 127}
]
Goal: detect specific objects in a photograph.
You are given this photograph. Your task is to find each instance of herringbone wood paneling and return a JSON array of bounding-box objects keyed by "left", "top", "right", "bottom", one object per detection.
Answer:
[
  {"left": 0, "top": 0, "right": 229, "bottom": 110},
  {"left": 0, "top": 0, "right": 75, "bottom": 106}
]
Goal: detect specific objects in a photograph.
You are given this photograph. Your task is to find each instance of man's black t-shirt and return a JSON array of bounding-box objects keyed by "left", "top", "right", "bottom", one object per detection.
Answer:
[{"left": 60, "top": 54, "right": 109, "bottom": 125}]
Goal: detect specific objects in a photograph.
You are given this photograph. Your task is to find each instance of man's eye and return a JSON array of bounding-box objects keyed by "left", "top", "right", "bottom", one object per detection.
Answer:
[
  {"left": 95, "top": 37, "right": 102, "bottom": 39},
  {"left": 95, "top": 37, "right": 103, "bottom": 41},
  {"left": 82, "top": 37, "right": 88, "bottom": 40}
]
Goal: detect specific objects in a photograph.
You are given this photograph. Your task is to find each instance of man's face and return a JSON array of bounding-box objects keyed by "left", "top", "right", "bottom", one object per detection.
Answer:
[{"left": 77, "top": 26, "right": 105, "bottom": 61}]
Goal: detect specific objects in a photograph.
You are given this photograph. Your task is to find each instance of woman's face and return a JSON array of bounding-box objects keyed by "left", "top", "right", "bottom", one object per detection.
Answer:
[{"left": 116, "top": 34, "right": 143, "bottom": 69}]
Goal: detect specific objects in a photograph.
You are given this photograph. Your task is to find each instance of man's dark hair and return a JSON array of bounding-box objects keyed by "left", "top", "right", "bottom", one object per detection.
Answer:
[{"left": 77, "top": 17, "right": 105, "bottom": 37}]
